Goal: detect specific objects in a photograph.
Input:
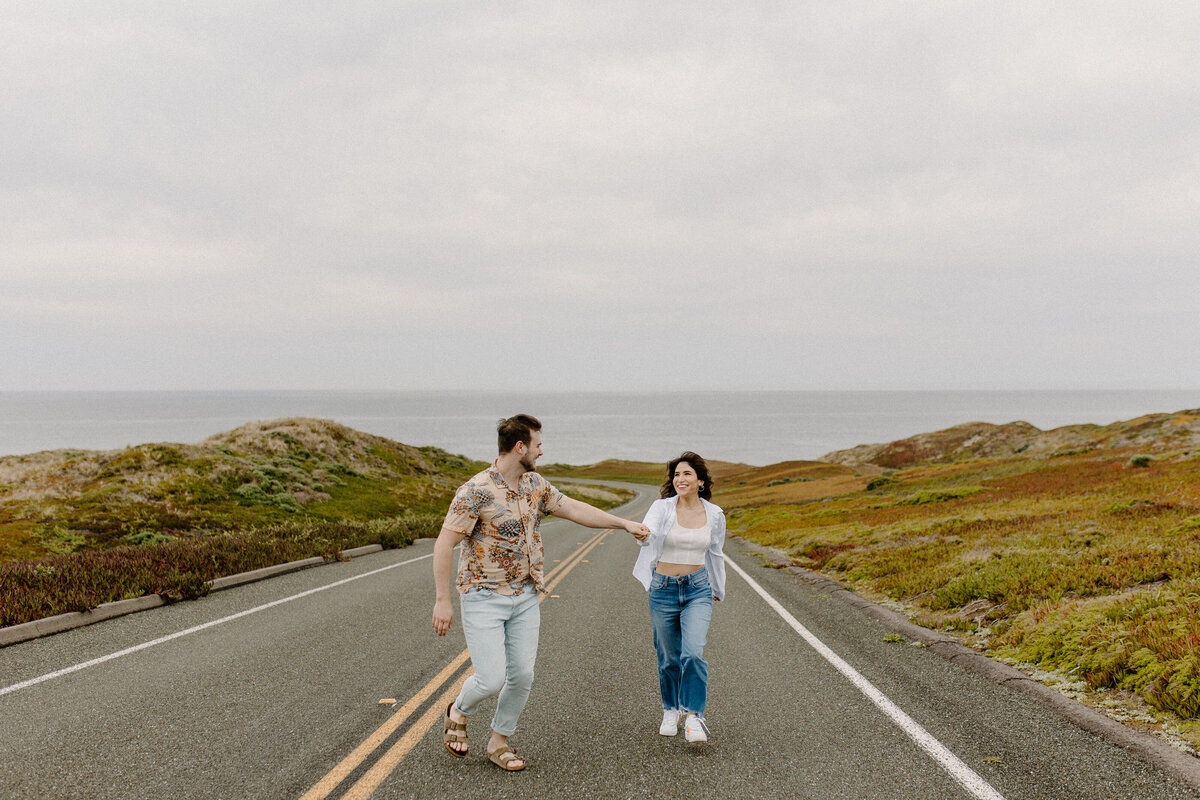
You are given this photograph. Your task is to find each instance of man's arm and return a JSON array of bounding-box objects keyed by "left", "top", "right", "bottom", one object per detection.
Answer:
[
  {"left": 553, "top": 497, "right": 650, "bottom": 541},
  {"left": 432, "top": 526, "right": 465, "bottom": 635}
]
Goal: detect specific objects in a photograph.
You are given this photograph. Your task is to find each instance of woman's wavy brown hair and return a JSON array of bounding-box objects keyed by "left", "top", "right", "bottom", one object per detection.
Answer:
[{"left": 659, "top": 451, "right": 713, "bottom": 501}]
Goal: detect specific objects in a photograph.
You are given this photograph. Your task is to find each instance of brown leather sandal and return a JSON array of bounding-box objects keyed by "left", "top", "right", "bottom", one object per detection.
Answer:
[
  {"left": 487, "top": 745, "right": 526, "bottom": 771},
  {"left": 443, "top": 703, "right": 468, "bottom": 758}
]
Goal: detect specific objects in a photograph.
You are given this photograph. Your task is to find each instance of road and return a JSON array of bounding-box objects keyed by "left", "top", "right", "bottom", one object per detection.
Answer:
[{"left": 2, "top": 482, "right": 1198, "bottom": 800}]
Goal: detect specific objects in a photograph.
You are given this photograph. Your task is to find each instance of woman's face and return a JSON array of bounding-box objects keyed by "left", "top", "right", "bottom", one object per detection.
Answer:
[{"left": 673, "top": 461, "right": 702, "bottom": 498}]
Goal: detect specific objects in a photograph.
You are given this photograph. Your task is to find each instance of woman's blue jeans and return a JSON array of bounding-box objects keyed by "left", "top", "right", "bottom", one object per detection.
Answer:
[{"left": 649, "top": 567, "right": 713, "bottom": 716}]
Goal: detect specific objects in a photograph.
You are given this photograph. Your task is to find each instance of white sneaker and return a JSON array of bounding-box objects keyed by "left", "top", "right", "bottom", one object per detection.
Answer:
[
  {"left": 684, "top": 714, "right": 709, "bottom": 743},
  {"left": 659, "top": 709, "right": 682, "bottom": 736}
]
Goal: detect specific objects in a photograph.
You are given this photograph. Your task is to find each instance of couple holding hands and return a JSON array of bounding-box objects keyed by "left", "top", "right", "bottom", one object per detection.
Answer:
[{"left": 431, "top": 414, "right": 727, "bottom": 771}]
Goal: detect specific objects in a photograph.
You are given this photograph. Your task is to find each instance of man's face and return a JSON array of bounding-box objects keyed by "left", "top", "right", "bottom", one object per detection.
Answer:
[{"left": 518, "top": 431, "right": 543, "bottom": 472}]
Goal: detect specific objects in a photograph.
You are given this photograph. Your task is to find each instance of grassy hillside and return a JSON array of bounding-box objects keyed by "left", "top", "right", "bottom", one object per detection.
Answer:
[
  {"left": 0, "top": 417, "right": 483, "bottom": 562},
  {"left": 720, "top": 408, "right": 1200, "bottom": 748},
  {"left": 544, "top": 457, "right": 756, "bottom": 488},
  {"left": 0, "top": 419, "right": 487, "bottom": 627},
  {"left": 820, "top": 409, "right": 1200, "bottom": 468},
  {"left": 552, "top": 480, "right": 637, "bottom": 510},
  {"left": 542, "top": 459, "right": 667, "bottom": 485}
]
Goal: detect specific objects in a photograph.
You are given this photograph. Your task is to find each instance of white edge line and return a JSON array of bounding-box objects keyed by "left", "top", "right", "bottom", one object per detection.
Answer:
[
  {"left": 1, "top": 552, "right": 434, "bottom": 698},
  {"left": 727, "top": 555, "right": 1008, "bottom": 800}
]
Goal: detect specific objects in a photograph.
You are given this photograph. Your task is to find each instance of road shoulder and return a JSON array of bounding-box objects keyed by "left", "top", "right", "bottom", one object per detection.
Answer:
[{"left": 733, "top": 536, "right": 1200, "bottom": 793}]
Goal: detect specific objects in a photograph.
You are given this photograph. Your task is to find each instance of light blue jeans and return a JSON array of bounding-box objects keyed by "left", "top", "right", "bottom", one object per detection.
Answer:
[
  {"left": 454, "top": 587, "right": 540, "bottom": 736},
  {"left": 649, "top": 567, "right": 713, "bottom": 716}
]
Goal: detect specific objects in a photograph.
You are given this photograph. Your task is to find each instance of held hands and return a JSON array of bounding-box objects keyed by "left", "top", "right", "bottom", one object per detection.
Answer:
[
  {"left": 624, "top": 521, "right": 651, "bottom": 542},
  {"left": 432, "top": 599, "right": 454, "bottom": 636}
]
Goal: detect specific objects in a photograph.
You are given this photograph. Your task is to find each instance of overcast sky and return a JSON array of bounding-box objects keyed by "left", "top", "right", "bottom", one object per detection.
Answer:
[{"left": 3, "top": 2, "right": 1199, "bottom": 392}]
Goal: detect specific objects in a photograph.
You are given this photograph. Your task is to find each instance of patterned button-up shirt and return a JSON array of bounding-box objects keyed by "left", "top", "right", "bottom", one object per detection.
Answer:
[{"left": 442, "top": 464, "right": 566, "bottom": 596}]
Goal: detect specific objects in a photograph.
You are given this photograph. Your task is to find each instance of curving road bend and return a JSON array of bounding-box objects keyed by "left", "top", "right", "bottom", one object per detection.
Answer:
[{"left": 1, "top": 482, "right": 1197, "bottom": 799}]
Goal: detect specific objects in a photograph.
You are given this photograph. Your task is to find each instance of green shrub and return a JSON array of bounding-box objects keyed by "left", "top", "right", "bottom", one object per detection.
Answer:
[
  {"left": 123, "top": 530, "right": 174, "bottom": 546},
  {"left": 896, "top": 487, "right": 986, "bottom": 506},
  {"left": 0, "top": 511, "right": 445, "bottom": 627},
  {"left": 767, "top": 477, "right": 814, "bottom": 487},
  {"left": 1171, "top": 517, "right": 1200, "bottom": 534},
  {"left": 235, "top": 483, "right": 303, "bottom": 512}
]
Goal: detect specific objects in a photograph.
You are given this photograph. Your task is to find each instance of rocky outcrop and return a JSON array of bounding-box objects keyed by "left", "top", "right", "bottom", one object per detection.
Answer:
[{"left": 819, "top": 409, "right": 1200, "bottom": 468}]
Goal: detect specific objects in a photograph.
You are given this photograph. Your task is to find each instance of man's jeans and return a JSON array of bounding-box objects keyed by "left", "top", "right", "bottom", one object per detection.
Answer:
[
  {"left": 454, "top": 587, "right": 540, "bottom": 736},
  {"left": 649, "top": 567, "right": 713, "bottom": 716}
]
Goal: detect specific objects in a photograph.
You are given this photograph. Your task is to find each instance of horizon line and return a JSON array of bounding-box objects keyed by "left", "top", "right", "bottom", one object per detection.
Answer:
[{"left": 3, "top": 387, "right": 1199, "bottom": 394}]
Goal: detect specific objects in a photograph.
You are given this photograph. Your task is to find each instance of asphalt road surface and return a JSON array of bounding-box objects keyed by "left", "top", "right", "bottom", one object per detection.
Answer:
[{"left": 3, "top": 482, "right": 1199, "bottom": 800}]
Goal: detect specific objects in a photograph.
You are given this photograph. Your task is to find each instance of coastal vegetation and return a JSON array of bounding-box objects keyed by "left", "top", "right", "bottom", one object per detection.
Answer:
[
  {"left": 0, "top": 419, "right": 638, "bottom": 627},
  {"left": 0, "top": 418, "right": 483, "bottom": 626},
  {"left": 542, "top": 459, "right": 666, "bottom": 485},
  {"left": 715, "top": 409, "right": 1200, "bottom": 748},
  {"left": 544, "top": 457, "right": 758, "bottom": 488},
  {"left": 0, "top": 417, "right": 481, "bottom": 560},
  {"left": 553, "top": 480, "right": 637, "bottom": 509},
  {"left": 1, "top": 515, "right": 436, "bottom": 627}
]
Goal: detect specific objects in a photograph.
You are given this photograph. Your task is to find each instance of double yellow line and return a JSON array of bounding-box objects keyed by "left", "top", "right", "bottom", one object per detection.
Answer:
[{"left": 299, "top": 529, "right": 613, "bottom": 800}]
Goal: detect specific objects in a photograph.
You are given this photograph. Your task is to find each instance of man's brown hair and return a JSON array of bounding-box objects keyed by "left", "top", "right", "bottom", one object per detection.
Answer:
[{"left": 497, "top": 414, "right": 542, "bottom": 454}]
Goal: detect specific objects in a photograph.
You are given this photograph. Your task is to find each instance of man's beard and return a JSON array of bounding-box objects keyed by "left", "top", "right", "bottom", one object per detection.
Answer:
[{"left": 520, "top": 454, "right": 537, "bottom": 473}]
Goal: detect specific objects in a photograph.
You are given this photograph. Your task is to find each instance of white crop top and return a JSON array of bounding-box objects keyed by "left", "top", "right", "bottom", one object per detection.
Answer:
[{"left": 659, "top": 518, "right": 711, "bottom": 566}]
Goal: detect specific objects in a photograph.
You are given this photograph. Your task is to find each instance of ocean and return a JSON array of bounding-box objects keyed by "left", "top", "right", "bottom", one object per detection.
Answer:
[{"left": 1, "top": 390, "right": 1198, "bottom": 467}]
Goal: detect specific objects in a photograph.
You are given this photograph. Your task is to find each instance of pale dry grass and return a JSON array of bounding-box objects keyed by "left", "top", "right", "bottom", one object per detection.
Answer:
[{"left": 718, "top": 474, "right": 867, "bottom": 507}]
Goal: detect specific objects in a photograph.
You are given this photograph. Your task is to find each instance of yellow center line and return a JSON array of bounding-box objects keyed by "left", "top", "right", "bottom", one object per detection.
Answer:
[
  {"left": 299, "top": 528, "right": 612, "bottom": 799},
  {"left": 342, "top": 672, "right": 471, "bottom": 800},
  {"left": 297, "top": 652, "right": 470, "bottom": 800},
  {"left": 541, "top": 529, "right": 610, "bottom": 596}
]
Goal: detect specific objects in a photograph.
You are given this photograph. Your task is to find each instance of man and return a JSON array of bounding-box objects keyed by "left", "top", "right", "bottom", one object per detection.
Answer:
[{"left": 431, "top": 413, "right": 650, "bottom": 771}]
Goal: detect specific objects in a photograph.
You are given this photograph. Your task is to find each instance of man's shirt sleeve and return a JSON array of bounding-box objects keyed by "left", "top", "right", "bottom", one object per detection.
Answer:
[
  {"left": 443, "top": 481, "right": 487, "bottom": 535},
  {"left": 539, "top": 477, "right": 567, "bottom": 516}
]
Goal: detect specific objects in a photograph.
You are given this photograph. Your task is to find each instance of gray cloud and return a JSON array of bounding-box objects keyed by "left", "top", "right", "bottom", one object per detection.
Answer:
[{"left": 3, "top": 2, "right": 1199, "bottom": 391}]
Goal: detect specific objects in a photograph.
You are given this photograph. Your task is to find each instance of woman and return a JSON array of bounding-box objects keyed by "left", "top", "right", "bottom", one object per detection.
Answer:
[{"left": 632, "top": 451, "right": 727, "bottom": 743}]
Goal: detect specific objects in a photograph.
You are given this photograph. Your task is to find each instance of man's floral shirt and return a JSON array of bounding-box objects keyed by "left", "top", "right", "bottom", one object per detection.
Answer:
[{"left": 442, "top": 464, "right": 566, "bottom": 595}]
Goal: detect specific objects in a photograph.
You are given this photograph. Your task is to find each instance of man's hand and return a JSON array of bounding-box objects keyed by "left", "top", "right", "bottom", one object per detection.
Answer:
[
  {"left": 432, "top": 526, "right": 464, "bottom": 636},
  {"left": 432, "top": 599, "right": 454, "bottom": 636},
  {"left": 624, "top": 521, "right": 651, "bottom": 542}
]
